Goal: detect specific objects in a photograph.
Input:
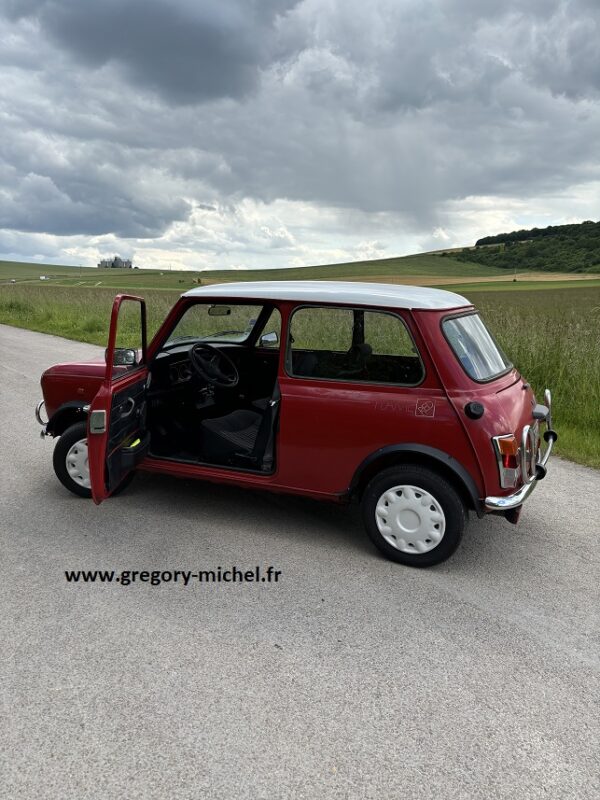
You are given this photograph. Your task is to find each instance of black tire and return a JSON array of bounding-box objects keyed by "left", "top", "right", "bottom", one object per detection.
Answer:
[
  {"left": 53, "top": 421, "right": 92, "bottom": 498},
  {"left": 53, "top": 422, "right": 135, "bottom": 499},
  {"left": 361, "top": 464, "right": 466, "bottom": 567}
]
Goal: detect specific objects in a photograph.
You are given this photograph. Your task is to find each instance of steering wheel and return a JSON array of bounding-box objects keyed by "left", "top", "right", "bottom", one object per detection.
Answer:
[{"left": 189, "top": 343, "right": 240, "bottom": 388}]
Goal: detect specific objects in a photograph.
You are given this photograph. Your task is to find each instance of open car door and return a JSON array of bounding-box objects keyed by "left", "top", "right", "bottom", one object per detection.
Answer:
[{"left": 87, "top": 294, "right": 149, "bottom": 504}]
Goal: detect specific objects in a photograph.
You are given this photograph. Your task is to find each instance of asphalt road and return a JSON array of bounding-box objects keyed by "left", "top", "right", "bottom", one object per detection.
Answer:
[{"left": 1, "top": 323, "right": 599, "bottom": 800}]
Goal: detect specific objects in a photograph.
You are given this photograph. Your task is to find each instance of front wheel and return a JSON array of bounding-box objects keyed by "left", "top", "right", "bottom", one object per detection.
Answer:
[
  {"left": 53, "top": 421, "right": 92, "bottom": 498},
  {"left": 52, "top": 422, "right": 135, "bottom": 499},
  {"left": 362, "top": 465, "right": 466, "bottom": 567}
]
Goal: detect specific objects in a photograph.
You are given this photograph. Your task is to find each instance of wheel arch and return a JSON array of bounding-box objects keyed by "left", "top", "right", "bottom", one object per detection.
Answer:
[
  {"left": 46, "top": 401, "right": 89, "bottom": 437},
  {"left": 349, "top": 444, "right": 484, "bottom": 517}
]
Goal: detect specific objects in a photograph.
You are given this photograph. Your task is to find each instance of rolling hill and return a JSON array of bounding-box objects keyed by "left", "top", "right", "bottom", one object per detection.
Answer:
[
  {"left": 0, "top": 253, "right": 507, "bottom": 291},
  {"left": 448, "top": 219, "right": 600, "bottom": 273},
  {"left": 2, "top": 218, "right": 600, "bottom": 290}
]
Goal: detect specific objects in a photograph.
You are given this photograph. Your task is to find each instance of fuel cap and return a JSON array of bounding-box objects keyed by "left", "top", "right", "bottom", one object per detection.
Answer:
[{"left": 465, "top": 401, "right": 485, "bottom": 419}]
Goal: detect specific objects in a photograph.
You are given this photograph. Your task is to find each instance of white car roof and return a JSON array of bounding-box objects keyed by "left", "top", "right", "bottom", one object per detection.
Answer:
[{"left": 183, "top": 281, "right": 471, "bottom": 310}]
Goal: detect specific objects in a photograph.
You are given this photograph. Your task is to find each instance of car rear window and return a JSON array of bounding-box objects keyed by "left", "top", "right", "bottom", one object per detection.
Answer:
[{"left": 442, "top": 313, "right": 511, "bottom": 381}]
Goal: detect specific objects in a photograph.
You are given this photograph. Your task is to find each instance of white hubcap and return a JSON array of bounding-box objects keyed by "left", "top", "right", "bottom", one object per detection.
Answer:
[
  {"left": 375, "top": 484, "right": 445, "bottom": 554},
  {"left": 65, "top": 439, "right": 90, "bottom": 489}
]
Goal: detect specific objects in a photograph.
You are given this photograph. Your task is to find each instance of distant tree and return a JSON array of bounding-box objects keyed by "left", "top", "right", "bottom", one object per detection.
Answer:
[{"left": 457, "top": 219, "right": 600, "bottom": 274}]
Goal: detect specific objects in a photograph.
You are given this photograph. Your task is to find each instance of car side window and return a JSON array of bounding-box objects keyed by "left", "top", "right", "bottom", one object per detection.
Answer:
[
  {"left": 288, "top": 306, "right": 424, "bottom": 385},
  {"left": 363, "top": 311, "right": 419, "bottom": 357}
]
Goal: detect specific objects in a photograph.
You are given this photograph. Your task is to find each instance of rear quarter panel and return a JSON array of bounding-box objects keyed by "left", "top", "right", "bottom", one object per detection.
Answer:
[{"left": 415, "top": 308, "right": 538, "bottom": 498}]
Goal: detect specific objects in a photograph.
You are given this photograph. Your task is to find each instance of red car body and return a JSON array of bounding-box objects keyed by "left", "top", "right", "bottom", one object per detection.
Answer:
[{"left": 37, "top": 281, "right": 557, "bottom": 566}]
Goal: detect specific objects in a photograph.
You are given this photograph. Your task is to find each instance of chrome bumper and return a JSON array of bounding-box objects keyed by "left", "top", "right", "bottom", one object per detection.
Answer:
[
  {"left": 35, "top": 399, "right": 49, "bottom": 438},
  {"left": 485, "top": 388, "right": 558, "bottom": 512}
]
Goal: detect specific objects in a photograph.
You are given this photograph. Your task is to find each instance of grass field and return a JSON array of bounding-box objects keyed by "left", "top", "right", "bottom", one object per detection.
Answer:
[
  {"left": 464, "top": 287, "right": 600, "bottom": 468},
  {"left": 0, "top": 254, "right": 509, "bottom": 291},
  {"left": 1, "top": 256, "right": 599, "bottom": 468}
]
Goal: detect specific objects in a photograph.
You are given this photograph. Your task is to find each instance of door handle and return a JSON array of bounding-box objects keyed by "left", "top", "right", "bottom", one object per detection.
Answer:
[{"left": 120, "top": 397, "right": 136, "bottom": 417}]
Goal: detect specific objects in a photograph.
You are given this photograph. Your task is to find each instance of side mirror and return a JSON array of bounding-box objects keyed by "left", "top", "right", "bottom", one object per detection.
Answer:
[
  {"left": 259, "top": 331, "right": 279, "bottom": 347},
  {"left": 106, "top": 347, "right": 137, "bottom": 367}
]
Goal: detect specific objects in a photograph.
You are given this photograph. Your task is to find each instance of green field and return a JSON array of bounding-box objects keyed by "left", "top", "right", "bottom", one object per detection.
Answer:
[
  {"left": 442, "top": 279, "right": 600, "bottom": 292},
  {"left": 463, "top": 286, "right": 600, "bottom": 468},
  {"left": 1, "top": 256, "right": 599, "bottom": 468},
  {"left": 0, "top": 259, "right": 205, "bottom": 291},
  {"left": 0, "top": 253, "right": 508, "bottom": 291}
]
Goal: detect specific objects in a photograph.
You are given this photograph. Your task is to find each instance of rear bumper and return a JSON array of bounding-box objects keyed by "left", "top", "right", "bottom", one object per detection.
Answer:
[{"left": 485, "top": 388, "right": 558, "bottom": 512}]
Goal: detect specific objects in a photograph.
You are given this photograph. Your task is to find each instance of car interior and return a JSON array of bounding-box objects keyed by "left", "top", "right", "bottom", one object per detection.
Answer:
[{"left": 146, "top": 302, "right": 282, "bottom": 472}]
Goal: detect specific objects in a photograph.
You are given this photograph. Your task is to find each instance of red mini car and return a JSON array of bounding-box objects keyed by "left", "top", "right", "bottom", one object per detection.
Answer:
[{"left": 36, "top": 281, "right": 557, "bottom": 566}]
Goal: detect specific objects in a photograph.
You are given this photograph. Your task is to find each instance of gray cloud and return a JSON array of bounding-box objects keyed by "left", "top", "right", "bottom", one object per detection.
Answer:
[
  {"left": 3, "top": 0, "right": 299, "bottom": 103},
  {"left": 0, "top": 0, "right": 599, "bottom": 258}
]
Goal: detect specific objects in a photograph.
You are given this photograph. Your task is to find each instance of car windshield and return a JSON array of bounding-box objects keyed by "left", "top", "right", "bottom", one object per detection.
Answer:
[
  {"left": 165, "top": 303, "right": 265, "bottom": 346},
  {"left": 443, "top": 313, "right": 511, "bottom": 381}
]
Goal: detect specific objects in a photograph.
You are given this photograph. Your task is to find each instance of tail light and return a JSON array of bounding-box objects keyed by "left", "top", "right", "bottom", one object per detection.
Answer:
[{"left": 492, "top": 434, "right": 521, "bottom": 488}]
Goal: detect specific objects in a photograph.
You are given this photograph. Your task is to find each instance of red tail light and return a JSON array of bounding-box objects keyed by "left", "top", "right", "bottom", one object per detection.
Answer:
[
  {"left": 502, "top": 452, "right": 518, "bottom": 470},
  {"left": 492, "top": 434, "right": 521, "bottom": 489}
]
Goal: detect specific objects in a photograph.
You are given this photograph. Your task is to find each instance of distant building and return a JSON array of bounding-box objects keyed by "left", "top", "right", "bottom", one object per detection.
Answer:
[{"left": 97, "top": 256, "right": 133, "bottom": 269}]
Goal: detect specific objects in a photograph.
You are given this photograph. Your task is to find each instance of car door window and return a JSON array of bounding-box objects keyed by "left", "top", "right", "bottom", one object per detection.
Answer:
[
  {"left": 109, "top": 297, "right": 146, "bottom": 379},
  {"left": 287, "top": 306, "right": 424, "bottom": 385}
]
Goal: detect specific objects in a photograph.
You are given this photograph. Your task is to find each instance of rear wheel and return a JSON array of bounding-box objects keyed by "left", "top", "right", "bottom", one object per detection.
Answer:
[
  {"left": 53, "top": 421, "right": 134, "bottom": 498},
  {"left": 362, "top": 465, "right": 466, "bottom": 567}
]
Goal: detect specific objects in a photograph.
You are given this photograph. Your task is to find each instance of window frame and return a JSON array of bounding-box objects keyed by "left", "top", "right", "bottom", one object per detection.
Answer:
[
  {"left": 284, "top": 303, "right": 426, "bottom": 387},
  {"left": 152, "top": 299, "right": 281, "bottom": 357},
  {"left": 441, "top": 310, "right": 513, "bottom": 384}
]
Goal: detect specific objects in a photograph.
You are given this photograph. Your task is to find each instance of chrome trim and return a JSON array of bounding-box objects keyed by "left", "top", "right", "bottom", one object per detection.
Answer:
[
  {"left": 485, "top": 387, "right": 556, "bottom": 512},
  {"left": 520, "top": 423, "right": 531, "bottom": 482},
  {"left": 519, "top": 422, "right": 539, "bottom": 483},
  {"left": 35, "top": 399, "right": 48, "bottom": 426},
  {"left": 485, "top": 434, "right": 555, "bottom": 510},
  {"left": 544, "top": 388, "right": 552, "bottom": 430}
]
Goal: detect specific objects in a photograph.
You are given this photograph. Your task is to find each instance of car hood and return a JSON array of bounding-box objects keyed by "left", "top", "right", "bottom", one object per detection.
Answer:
[{"left": 42, "top": 359, "right": 107, "bottom": 379}]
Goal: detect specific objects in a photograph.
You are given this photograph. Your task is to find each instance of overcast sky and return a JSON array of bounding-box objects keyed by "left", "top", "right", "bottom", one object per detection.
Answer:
[{"left": 1, "top": 0, "right": 599, "bottom": 270}]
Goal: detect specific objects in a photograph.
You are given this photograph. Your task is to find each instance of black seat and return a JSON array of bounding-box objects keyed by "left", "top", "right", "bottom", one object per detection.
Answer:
[
  {"left": 338, "top": 342, "right": 372, "bottom": 378},
  {"left": 291, "top": 351, "right": 318, "bottom": 377},
  {"left": 200, "top": 386, "right": 280, "bottom": 468}
]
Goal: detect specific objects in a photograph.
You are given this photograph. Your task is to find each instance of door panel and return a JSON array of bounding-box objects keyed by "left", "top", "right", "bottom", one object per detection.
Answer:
[
  {"left": 276, "top": 375, "right": 484, "bottom": 496},
  {"left": 105, "top": 375, "right": 148, "bottom": 493},
  {"left": 88, "top": 294, "right": 148, "bottom": 504},
  {"left": 89, "top": 367, "right": 149, "bottom": 504}
]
